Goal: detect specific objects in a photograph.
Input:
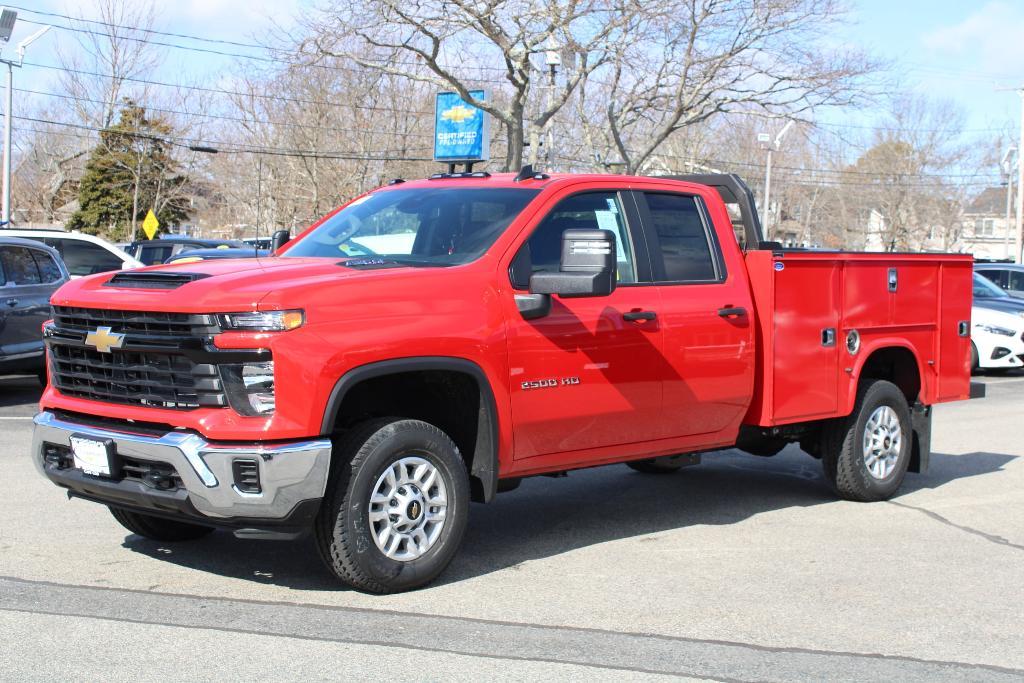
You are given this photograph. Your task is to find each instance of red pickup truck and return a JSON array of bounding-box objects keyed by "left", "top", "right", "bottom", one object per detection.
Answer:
[{"left": 32, "top": 170, "right": 977, "bottom": 593}]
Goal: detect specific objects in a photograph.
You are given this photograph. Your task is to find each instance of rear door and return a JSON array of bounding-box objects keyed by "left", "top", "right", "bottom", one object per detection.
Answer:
[
  {"left": 633, "top": 190, "right": 756, "bottom": 438},
  {"left": 504, "top": 189, "right": 667, "bottom": 460},
  {"left": 53, "top": 238, "right": 127, "bottom": 275},
  {"left": 0, "top": 246, "right": 50, "bottom": 358}
]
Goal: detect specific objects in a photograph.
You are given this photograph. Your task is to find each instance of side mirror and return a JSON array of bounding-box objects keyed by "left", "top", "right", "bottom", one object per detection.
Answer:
[
  {"left": 529, "top": 229, "right": 617, "bottom": 298},
  {"left": 271, "top": 229, "right": 291, "bottom": 252}
]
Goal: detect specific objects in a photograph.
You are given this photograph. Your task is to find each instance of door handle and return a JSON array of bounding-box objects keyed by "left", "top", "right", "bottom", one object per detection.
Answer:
[
  {"left": 717, "top": 306, "right": 746, "bottom": 318},
  {"left": 623, "top": 310, "right": 657, "bottom": 322},
  {"left": 5, "top": 298, "right": 17, "bottom": 307}
]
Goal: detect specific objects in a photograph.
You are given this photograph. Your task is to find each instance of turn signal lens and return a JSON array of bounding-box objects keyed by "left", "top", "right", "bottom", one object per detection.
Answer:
[{"left": 220, "top": 310, "right": 304, "bottom": 331}]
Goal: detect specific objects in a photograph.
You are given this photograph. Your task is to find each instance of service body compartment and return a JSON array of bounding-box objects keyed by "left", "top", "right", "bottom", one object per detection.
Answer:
[{"left": 743, "top": 251, "right": 973, "bottom": 427}]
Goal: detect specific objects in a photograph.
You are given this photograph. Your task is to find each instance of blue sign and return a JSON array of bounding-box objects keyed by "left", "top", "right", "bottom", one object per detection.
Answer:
[{"left": 434, "top": 90, "right": 489, "bottom": 162}]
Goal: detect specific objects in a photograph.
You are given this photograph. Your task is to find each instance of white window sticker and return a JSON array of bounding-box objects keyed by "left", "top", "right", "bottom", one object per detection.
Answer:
[{"left": 595, "top": 211, "right": 627, "bottom": 261}]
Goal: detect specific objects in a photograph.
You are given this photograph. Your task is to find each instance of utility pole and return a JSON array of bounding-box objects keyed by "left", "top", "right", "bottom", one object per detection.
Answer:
[
  {"left": 0, "top": 10, "right": 51, "bottom": 226},
  {"left": 1016, "top": 89, "right": 1024, "bottom": 263},
  {"left": 1003, "top": 145, "right": 1017, "bottom": 260},
  {"left": 544, "top": 37, "right": 560, "bottom": 173},
  {"left": 761, "top": 120, "right": 795, "bottom": 239}
]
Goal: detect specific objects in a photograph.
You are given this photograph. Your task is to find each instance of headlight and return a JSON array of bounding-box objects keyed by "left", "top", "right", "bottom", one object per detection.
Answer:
[
  {"left": 220, "top": 310, "right": 304, "bottom": 331},
  {"left": 220, "top": 361, "right": 275, "bottom": 415},
  {"left": 975, "top": 323, "right": 1016, "bottom": 337}
]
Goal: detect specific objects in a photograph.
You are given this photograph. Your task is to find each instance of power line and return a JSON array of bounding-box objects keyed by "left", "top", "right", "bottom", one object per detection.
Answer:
[
  {"left": 15, "top": 12, "right": 514, "bottom": 83},
  {"left": 15, "top": 115, "right": 434, "bottom": 161},
  {"left": 23, "top": 61, "right": 437, "bottom": 116},
  {"left": 16, "top": 87, "right": 434, "bottom": 140}
]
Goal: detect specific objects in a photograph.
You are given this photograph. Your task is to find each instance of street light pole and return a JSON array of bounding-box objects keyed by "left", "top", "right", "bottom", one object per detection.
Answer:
[
  {"left": 1016, "top": 89, "right": 1024, "bottom": 263},
  {"left": 2, "top": 58, "right": 10, "bottom": 225},
  {"left": 0, "top": 13, "right": 50, "bottom": 226},
  {"left": 762, "top": 120, "right": 795, "bottom": 239},
  {"left": 1003, "top": 145, "right": 1016, "bottom": 260}
]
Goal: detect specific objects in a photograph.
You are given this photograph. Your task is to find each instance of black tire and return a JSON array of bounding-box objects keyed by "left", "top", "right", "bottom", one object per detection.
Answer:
[
  {"left": 970, "top": 342, "right": 979, "bottom": 374},
  {"left": 822, "top": 379, "right": 912, "bottom": 502},
  {"left": 314, "top": 418, "right": 470, "bottom": 594},
  {"left": 109, "top": 507, "right": 214, "bottom": 542},
  {"left": 627, "top": 455, "right": 684, "bottom": 474}
]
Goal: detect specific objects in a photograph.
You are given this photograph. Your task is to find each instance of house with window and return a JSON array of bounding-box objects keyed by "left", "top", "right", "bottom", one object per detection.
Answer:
[{"left": 962, "top": 186, "right": 1016, "bottom": 260}]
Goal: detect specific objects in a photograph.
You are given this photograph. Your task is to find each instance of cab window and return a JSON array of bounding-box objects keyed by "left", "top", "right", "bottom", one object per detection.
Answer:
[
  {"left": 0, "top": 247, "right": 42, "bottom": 285},
  {"left": 510, "top": 192, "right": 637, "bottom": 289},
  {"left": 31, "top": 249, "right": 64, "bottom": 283},
  {"left": 641, "top": 192, "right": 721, "bottom": 283}
]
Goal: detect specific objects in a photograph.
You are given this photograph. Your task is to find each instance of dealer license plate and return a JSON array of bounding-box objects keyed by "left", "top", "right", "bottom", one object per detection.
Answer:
[{"left": 70, "top": 437, "right": 113, "bottom": 477}]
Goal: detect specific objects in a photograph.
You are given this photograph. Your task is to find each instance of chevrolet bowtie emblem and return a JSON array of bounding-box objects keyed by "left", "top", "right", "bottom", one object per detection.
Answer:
[
  {"left": 84, "top": 326, "right": 126, "bottom": 353},
  {"left": 441, "top": 104, "right": 476, "bottom": 124}
]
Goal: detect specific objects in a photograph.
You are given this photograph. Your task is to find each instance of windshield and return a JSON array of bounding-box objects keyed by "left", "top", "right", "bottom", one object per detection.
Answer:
[
  {"left": 283, "top": 187, "right": 539, "bottom": 265},
  {"left": 973, "top": 272, "right": 1008, "bottom": 299}
]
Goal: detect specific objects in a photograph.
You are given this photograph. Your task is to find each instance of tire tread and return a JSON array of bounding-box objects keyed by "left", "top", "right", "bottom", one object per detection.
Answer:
[{"left": 314, "top": 417, "right": 466, "bottom": 594}]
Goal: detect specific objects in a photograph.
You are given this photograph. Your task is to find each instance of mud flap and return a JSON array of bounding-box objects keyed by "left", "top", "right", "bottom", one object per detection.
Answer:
[{"left": 909, "top": 402, "right": 932, "bottom": 474}]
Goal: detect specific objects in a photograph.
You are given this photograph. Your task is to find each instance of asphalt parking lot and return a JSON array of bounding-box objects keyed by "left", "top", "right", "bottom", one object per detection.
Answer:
[{"left": 1, "top": 373, "right": 1022, "bottom": 681}]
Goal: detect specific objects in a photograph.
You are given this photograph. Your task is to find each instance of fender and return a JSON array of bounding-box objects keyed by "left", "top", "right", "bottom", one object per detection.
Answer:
[
  {"left": 846, "top": 339, "right": 928, "bottom": 413},
  {"left": 320, "top": 357, "right": 500, "bottom": 502},
  {"left": 847, "top": 340, "right": 931, "bottom": 473}
]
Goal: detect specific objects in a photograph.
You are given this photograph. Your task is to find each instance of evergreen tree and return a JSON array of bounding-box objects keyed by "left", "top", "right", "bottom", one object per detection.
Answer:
[{"left": 68, "top": 100, "right": 190, "bottom": 240}]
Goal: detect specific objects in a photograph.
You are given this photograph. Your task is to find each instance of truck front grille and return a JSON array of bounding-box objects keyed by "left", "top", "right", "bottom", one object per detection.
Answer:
[
  {"left": 52, "top": 306, "right": 219, "bottom": 342},
  {"left": 50, "top": 344, "right": 223, "bottom": 409},
  {"left": 47, "top": 307, "right": 229, "bottom": 410}
]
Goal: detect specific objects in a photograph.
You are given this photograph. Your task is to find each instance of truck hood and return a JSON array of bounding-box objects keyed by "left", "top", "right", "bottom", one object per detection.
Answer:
[{"left": 52, "top": 256, "right": 438, "bottom": 313}]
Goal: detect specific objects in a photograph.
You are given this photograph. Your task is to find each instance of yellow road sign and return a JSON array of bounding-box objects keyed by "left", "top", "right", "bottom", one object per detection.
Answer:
[{"left": 142, "top": 210, "right": 160, "bottom": 240}]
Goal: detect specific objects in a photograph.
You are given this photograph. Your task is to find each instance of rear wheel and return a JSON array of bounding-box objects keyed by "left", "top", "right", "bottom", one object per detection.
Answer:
[
  {"left": 970, "top": 342, "right": 979, "bottom": 374},
  {"left": 314, "top": 418, "right": 470, "bottom": 594},
  {"left": 109, "top": 507, "right": 214, "bottom": 542},
  {"left": 822, "top": 379, "right": 912, "bottom": 502}
]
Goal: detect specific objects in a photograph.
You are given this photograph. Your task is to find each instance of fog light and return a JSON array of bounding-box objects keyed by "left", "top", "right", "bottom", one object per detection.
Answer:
[
  {"left": 991, "top": 347, "right": 1011, "bottom": 360},
  {"left": 220, "top": 361, "right": 275, "bottom": 416}
]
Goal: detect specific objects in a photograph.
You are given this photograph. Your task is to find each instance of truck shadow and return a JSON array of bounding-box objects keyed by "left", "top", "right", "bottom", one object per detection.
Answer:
[{"left": 119, "top": 447, "right": 1016, "bottom": 591}]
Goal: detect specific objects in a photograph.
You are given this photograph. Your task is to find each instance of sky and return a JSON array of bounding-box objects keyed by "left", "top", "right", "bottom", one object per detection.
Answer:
[{"left": 6, "top": 0, "right": 1024, "bottom": 161}]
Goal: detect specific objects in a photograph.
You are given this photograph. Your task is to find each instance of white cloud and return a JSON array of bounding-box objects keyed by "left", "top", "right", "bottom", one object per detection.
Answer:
[{"left": 922, "top": 1, "right": 1024, "bottom": 78}]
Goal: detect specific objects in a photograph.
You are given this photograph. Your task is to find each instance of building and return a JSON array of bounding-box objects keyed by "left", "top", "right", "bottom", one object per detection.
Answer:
[{"left": 962, "top": 186, "right": 1016, "bottom": 260}]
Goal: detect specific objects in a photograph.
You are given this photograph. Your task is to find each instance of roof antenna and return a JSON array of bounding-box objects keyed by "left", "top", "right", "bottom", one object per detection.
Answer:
[{"left": 514, "top": 164, "right": 534, "bottom": 182}]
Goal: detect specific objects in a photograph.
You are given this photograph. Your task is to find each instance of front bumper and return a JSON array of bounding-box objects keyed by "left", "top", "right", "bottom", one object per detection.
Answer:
[{"left": 31, "top": 411, "right": 332, "bottom": 528}]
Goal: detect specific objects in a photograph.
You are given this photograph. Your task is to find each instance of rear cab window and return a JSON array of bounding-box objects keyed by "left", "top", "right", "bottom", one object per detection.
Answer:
[{"left": 638, "top": 192, "right": 724, "bottom": 284}]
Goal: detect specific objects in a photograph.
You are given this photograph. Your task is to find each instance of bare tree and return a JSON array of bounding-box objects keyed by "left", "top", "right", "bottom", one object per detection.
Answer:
[
  {"left": 304, "top": 0, "right": 644, "bottom": 171},
  {"left": 578, "top": 0, "right": 876, "bottom": 173},
  {"left": 56, "top": 0, "right": 162, "bottom": 130},
  {"left": 849, "top": 95, "right": 975, "bottom": 251}
]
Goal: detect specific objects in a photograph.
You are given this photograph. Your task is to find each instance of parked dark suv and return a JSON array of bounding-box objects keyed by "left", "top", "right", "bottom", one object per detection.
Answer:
[
  {"left": 976, "top": 263, "right": 1024, "bottom": 300},
  {"left": 0, "top": 237, "right": 69, "bottom": 379},
  {"left": 127, "top": 237, "right": 243, "bottom": 266}
]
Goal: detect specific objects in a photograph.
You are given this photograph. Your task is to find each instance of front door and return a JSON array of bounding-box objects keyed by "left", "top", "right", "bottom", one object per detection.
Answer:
[{"left": 504, "top": 190, "right": 667, "bottom": 460}]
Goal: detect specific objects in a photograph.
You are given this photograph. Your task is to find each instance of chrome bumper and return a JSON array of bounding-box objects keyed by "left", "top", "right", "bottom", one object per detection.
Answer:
[{"left": 32, "top": 411, "right": 332, "bottom": 521}]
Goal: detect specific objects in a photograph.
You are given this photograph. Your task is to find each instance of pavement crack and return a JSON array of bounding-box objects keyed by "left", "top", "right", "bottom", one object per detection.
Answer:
[{"left": 888, "top": 500, "right": 1024, "bottom": 552}]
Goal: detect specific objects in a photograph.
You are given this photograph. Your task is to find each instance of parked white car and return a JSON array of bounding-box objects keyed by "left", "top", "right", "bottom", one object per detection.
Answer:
[
  {"left": 2, "top": 229, "right": 142, "bottom": 277},
  {"left": 972, "top": 306, "right": 1024, "bottom": 372}
]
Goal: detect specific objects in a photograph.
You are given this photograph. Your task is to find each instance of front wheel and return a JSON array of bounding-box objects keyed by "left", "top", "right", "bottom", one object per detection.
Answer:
[
  {"left": 314, "top": 418, "right": 470, "bottom": 594},
  {"left": 822, "top": 379, "right": 912, "bottom": 502}
]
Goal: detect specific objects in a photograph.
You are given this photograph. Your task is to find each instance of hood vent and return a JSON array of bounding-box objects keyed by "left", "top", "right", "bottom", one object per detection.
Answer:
[{"left": 104, "top": 271, "right": 211, "bottom": 289}]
